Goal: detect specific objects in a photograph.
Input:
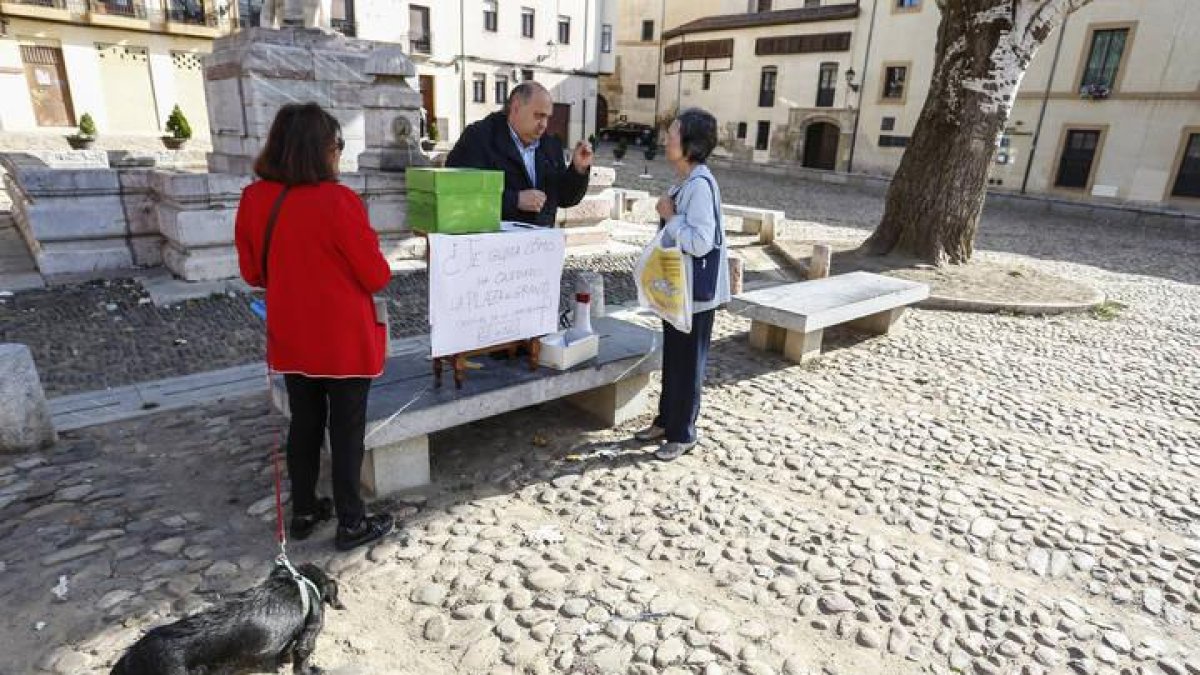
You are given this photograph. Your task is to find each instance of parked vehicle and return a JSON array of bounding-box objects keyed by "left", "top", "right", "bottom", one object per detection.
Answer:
[{"left": 598, "top": 121, "right": 655, "bottom": 147}]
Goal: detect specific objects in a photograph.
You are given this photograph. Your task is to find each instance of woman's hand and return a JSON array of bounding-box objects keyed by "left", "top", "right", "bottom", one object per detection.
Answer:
[{"left": 656, "top": 195, "right": 676, "bottom": 220}]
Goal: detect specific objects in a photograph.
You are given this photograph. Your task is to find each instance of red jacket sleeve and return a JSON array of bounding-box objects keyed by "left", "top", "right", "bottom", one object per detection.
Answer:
[
  {"left": 234, "top": 187, "right": 263, "bottom": 288},
  {"left": 332, "top": 187, "right": 391, "bottom": 294}
]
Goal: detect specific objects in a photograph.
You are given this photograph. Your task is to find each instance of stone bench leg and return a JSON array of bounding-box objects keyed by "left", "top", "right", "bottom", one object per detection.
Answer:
[
  {"left": 566, "top": 372, "right": 651, "bottom": 426},
  {"left": 783, "top": 329, "right": 823, "bottom": 363},
  {"left": 748, "top": 320, "right": 786, "bottom": 352},
  {"left": 757, "top": 216, "right": 776, "bottom": 245},
  {"left": 741, "top": 216, "right": 761, "bottom": 235},
  {"left": 848, "top": 307, "right": 907, "bottom": 335},
  {"left": 360, "top": 435, "right": 430, "bottom": 497}
]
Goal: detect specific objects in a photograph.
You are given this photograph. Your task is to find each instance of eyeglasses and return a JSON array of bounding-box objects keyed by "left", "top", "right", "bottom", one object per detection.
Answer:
[{"left": 336, "top": 138, "right": 345, "bottom": 152}]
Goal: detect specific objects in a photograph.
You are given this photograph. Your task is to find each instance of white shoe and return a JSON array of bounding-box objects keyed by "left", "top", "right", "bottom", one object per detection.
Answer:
[{"left": 634, "top": 425, "right": 666, "bottom": 442}]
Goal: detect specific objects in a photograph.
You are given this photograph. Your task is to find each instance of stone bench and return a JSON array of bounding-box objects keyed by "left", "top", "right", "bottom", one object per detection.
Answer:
[
  {"left": 727, "top": 272, "right": 930, "bottom": 363},
  {"left": 722, "top": 204, "right": 785, "bottom": 244},
  {"left": 269, "top": 316, "right": 661, "bottom": 496}
]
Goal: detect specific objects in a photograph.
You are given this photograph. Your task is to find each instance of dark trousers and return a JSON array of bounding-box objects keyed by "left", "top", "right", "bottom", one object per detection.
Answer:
[
  {"left": 653, "top": 309, "right": 716, "bottom": 444},
  {"left": 284, "top": 374, "right": 371, "bottom": 528}
]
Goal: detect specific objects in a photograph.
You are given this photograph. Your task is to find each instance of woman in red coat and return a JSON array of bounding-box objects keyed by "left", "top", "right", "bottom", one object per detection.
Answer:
[{"left": 235, "top": 103, "right": 394, "bottom": 551}]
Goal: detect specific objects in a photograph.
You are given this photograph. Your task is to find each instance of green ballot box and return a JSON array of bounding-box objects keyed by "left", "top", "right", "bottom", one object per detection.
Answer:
[{"left": 407, "top": 168, "right": 504, "bottom": 234}]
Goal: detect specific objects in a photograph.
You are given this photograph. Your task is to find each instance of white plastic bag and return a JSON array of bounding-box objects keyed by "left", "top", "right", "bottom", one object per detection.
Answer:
[{"left": 634, "top": 227, "right": 693, "bottom": 333}]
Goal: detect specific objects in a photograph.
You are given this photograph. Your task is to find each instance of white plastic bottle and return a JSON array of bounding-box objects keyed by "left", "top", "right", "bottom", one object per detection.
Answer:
[{"left": 564, "top": 292, "right": 594, "bottom": 345}]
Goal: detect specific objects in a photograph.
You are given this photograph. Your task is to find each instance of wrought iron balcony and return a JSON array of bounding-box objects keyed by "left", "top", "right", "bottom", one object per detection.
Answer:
[
  {"left": 91, "top": 0, "right": 145, "bottom": 18},
  {"left": 409, "top": 33, "right": 431, "bottom": 55}
]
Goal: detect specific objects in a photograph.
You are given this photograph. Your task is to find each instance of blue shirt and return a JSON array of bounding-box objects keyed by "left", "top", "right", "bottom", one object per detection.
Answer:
[{"left": 508, "top": 124, "right": 540, "bottom": 187}]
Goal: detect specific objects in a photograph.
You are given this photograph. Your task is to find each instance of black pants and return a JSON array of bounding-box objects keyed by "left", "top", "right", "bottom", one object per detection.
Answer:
[
  {"left": 284, "top": 374, "right": 371, "bottom": 528},
  {"left": 653, "top": 309, "right": 716, "bottom": 444}
]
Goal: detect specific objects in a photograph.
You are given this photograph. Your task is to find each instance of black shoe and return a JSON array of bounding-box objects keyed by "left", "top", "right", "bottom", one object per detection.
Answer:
[
  {"left": 289, "top": 497, "right": 333, "bottom": 541},
  {"left": 335, "top": 513, "right": 395, "bottom": 551}
]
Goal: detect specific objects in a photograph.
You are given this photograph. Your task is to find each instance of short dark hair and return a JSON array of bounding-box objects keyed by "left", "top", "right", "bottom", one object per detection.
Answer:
[
  {"left": 505, "top": 81, "right": 550, "bottom": 114},
  {"left": 253, "top": 103, "right": 342, "bottom": 185},
  {"left": 676, "top": 108, "right": 718, "bottom": 164}
]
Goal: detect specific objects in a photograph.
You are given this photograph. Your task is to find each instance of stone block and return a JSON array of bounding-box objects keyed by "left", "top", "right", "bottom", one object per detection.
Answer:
[
  {"left": 0, "top": 344, "right": 55, "bottom": 452},
  {"left": 129, "top": 235, "right": 164, "bottom": 267},
  {"left": 379, "top": 235, "right": 425, "bottom": 263},
  {"left": 589, "top": 166, "right": 616, "bottom": 189},
  {"left": 162, "top": 243, "right": 240, "bottom": 281},
  {"left": 728, "top": 272, "right": 928, "bottom": 334},
  {"left": 313, "top": 51, "right": 371, "bottom": 83},
  {"left": 35, "top": 240, "right": 133, "bottom": 277},
  {"left": 204, "top": 78, "right": 248, "bottom": 135},
  {"left": 25, "top": 197, "right": 127, "bottom": 241},
  {"left": 365, "top": 46, "right": 415, "bottom": 77},
  {"left": 562, "top": 225, "right": 610, "bottom": 248},
  {"left": 365, "top": 198, "right": 410, "bottom": 236},
  {"left": 359, "top": 85, "right": 423, "bottom": 110},
  {"left": 565, "top": 372, "right": 651, "bottom": 427},
  {"left": 15, "top": 167, "right": 119, "bottom": 195},
  {"left": 558, "top": 195, "right": 613, "bottom": 225},
  {"left": 158, "top": 207, "right": 237, "bottom": 248},
  {"left": 243, "top": 74, "right": 335, "bottom": 108},
  {"left": 360, "top": 435, "right": 430, "bottom": 496},
  {"left": 782, "top": 329, "right": 823, "bottom": 363}
]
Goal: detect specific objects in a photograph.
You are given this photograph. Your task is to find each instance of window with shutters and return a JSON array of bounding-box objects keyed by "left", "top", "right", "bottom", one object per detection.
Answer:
[
  {"left": 755, "top": 32, "right": 851, "bottom": 56},
  {"left": 1080, "top": 27, "right": 1129, "bottom": 91},
  {"left": 880, "top": 63, "right": 908, "bottom": 103},
  {"left": 483, "top": 0, "right": 497, "bottom": 32},
  {"left": 472, "top": 74, "right": 486, "bottom": 103},
  {"left": 759, "top": 67, "right": 777, "bottom": 107},
  {"left": 816, "top": 62, "right": 837, "bottom": 107},
  {"left": 521, "top": 7, "right": 535, "bottom": 38}
]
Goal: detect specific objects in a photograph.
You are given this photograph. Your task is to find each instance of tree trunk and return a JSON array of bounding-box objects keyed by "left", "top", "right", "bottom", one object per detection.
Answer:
[{"left": 864, "top": 0, "right": 1090, "bottom": 265}]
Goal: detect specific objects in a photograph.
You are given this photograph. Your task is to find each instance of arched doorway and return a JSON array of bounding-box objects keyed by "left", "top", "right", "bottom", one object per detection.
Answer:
[
  {"left": 596, "top": 95, "right": 609, "bottom": 131},
  {"left": 803, "top": 122, "right": 840, "bottom": 170}
]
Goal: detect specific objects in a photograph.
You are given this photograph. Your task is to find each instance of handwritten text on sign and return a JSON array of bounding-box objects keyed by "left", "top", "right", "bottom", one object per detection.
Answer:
[{"left": 428, "top": 230, "right": 566, "bottom": 358}]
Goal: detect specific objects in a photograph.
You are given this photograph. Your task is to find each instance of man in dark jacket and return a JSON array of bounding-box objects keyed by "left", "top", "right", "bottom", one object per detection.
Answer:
[{"left": 446, "top": 81, "right": 593, "bottom": 226}]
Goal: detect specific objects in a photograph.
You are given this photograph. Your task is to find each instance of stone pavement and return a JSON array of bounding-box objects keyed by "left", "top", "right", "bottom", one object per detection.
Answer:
[{"left": 2, "top": 200, "right": 1198, "bottom": 673}]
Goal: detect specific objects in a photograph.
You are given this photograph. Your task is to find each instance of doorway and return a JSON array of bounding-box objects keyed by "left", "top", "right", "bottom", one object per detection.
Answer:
[
  {"left": 418, "top": 74, "right": 435, "bottom": 138},
  {"left": 548, "top": 102, "right": 571, "bottom": 145},
  {"left": 20, "top": 45, "right": 75, "bottom": 128},
  {"left": 803, "top": 121, "right": 839, "bottom": 170},
  {"left": 596, "top": 95, "right": 609, "bottom": 131}
]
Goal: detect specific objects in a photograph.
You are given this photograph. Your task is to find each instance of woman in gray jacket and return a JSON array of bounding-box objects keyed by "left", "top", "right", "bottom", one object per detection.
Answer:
[{"left": 636, "top": 108, "right": 732, "bottom": 460}]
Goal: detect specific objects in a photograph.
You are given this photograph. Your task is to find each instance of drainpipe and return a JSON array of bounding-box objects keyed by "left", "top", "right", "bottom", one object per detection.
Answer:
[
  {"left": 846, "top": 0, "right": 877, "bottom": 174},
  {"left": 652, "top": 0, "right": 666, "bottom": 132},
  {"left": 459, "top": 0, "right": 467, "bottom": 136},
  {"left": 1022, "top": 13, "right": 1068, "bottom": 194}
]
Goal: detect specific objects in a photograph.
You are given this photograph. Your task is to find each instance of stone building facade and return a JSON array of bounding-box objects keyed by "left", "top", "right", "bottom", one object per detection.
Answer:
[{"left": 604, "top": 0, "right": 1200, "bottom": 209}]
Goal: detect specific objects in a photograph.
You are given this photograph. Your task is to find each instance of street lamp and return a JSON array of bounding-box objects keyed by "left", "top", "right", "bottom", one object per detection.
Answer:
[{"left": 844, "top": 67, "right": 859, "bottom": 93}]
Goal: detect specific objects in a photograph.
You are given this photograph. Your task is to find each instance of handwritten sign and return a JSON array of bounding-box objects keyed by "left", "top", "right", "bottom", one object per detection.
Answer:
[{"left": 428, "top": 230, "right": 566, "bottom": 358}]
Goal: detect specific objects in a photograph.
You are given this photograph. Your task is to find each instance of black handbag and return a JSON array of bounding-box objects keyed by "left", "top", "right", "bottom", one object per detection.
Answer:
[{"left": 689, "top": 174, "right": 723, "bottom": 303}]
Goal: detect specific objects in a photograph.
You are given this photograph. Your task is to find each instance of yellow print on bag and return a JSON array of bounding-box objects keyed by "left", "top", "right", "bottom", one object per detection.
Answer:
[{"left": 641, "top": 248, "right": 688, "bottom": 316}]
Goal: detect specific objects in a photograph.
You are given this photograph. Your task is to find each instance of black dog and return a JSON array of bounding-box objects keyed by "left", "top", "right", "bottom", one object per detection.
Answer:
[{"left": 111, "top": 562, "right": 343, "bottom": 675}]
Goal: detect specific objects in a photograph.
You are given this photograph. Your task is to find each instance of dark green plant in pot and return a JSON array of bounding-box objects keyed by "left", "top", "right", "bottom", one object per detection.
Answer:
[
  {"left": 67, "top": 113, "right": 97, "bottom": 149},
  {"left": 613, "top": 140, "right": 627, "bottom": 160},
  {"left": 165, "top": 105, "right": 192, "bottom": 140},
  {"left": 644, "top": 144, "right": 657, "bottom": 161},
  {"left": 78, "top": 113, "right": 97, "bottom": 137}
]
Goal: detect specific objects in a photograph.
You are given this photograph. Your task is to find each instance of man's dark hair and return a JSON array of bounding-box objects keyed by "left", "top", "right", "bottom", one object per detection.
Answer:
[
  {"left": 505, "top": 81, "right": 550, "bottom": 114},
  {"left": 676, "top": 108, "right": 718, "bottom": 164},
  {"left": 253, "top": 103, "right": 343, "bottom": 185}
]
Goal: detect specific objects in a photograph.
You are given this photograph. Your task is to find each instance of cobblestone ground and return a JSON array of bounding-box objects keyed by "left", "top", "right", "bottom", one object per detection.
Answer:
[{"left": 2, "top": 183, "right": 1198, "bottom": 674}]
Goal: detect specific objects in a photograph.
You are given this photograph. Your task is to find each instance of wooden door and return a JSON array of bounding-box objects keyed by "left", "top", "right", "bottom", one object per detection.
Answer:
[
  {"left": 803, "top": 122, "right": 839, "bottom": 170},
  {"left": 548, "top": 102, "right": 570, "bottom": 146},
  {"left": 418, "top": 74, "right": 435, "bottom": 137},
  {"left": 596, "top": 95, "right": 609, "bottom": 131},
  {"left": 20, "top": 45, "right": 75, "bottom": 128}
]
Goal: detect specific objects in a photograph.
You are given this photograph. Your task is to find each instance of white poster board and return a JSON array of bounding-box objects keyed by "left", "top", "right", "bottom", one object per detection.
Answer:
[{"left": 428, "top": 230, "right": 566, "bottom": 358}]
